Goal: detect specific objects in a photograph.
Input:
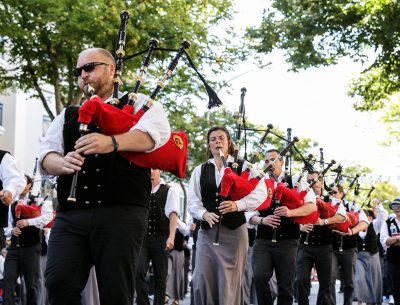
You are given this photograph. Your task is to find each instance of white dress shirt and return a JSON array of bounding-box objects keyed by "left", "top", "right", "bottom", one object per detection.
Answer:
[
  {"left": 359, "top": 204, "right": 388, "bottom": 239},
  {"left": 329, "top": 197, "right": 347, "bottom": 218},
  {"left": 188, "top": 155, "right": 267, "bottom": 221},
  {"left": 4, "top": 197, "right": 54, "bottom": 238},
  {"left": 0, "top": 153, "right": 26, "bottom": 201},
  {"left": 152, "top": 178, "right": 180, "bottom": 218},
  {"left": 39, "top": 93, "right": 171, "bottom": 176},
  {"left": 380, "top": 214, "right": 400, "bottom": 252}
]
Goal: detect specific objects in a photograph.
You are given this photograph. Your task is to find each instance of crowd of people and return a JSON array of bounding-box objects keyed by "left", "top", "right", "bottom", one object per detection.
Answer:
[{"left": 0, "top": 46, "right": 399, "bottom": 305}]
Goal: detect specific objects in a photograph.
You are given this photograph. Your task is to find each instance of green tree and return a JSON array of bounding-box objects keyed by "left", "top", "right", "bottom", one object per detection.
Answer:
[
  {"left": 247, "top": 0, "right": 400, "bottom": 114},
  {"left": 0, "top": 0, "right": 246, "bottom": 120}
]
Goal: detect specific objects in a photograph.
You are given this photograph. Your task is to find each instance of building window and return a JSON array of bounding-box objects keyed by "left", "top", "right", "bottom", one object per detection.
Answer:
[
  {"left": 42, "top": 115, "right": 51, "bottom": 137},
  {"left": 0, "top": 103, "right": 3, "bottom": 126}
]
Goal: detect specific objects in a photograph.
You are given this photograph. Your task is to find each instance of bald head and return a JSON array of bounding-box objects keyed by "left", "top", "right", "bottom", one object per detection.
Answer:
[{"left": 77, "top": 48, "right": 115, "bottom": 66}]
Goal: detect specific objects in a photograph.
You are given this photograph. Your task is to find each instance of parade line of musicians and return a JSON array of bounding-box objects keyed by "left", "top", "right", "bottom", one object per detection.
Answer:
[{"left": 0, "top": 47, "right": 399, "bottom": 305}]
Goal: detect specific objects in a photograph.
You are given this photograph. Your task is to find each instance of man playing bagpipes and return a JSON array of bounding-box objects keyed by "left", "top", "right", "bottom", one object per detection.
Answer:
[
  {"left": 328, "top": 184, "right": 369, "bottom": 305},
  {"left": 3, "top": 175, "right": 54, "bottom": 305},
  {"left": 295, "top": 171, "right": 346, "bottom": 305},
  {"left": 39, "top": 47, "right": 171, "bottom": 305},
  {"left": 247, "top": 149, "right": 316, "bottom": 305}
]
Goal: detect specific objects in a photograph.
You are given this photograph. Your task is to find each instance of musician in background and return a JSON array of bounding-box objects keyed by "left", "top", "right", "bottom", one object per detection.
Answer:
[
  {"left": 188, "top": 126, "right": 267, "bottom": 305},
  {"left": 296, "top": 171, "right": 346, "bottom": 305},
  {"left": 380, "top": 197, "right": 400, "bottom": 305},
  {"left": 135, "top": 168, "right": 179, "bottom": 305},
  {"left": 40, "top": 48, "right": 170, "bottom": 305},
  {"left": 329, "top": 184, "right": 369, "bottom": 305},
  {"left": 248, "top": 149, "right": 316, "bottom": 305},
  {"left": 0, "top": 150, "right": 26, "bottom": 250},
  {"left": 354, "top": 201, "right": 388, "bottom": 305},
  {"left": 3, "top": 175, "right": 53, "bottom": 305}
]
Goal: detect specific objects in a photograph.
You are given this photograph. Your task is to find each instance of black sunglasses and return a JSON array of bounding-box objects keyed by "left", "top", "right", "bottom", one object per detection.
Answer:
[
  {"left": 330, "top": 190, "right": 338, "bottom": 195},
  {"left": 74, "top": 62, "right": 108, "bottom": 77}
]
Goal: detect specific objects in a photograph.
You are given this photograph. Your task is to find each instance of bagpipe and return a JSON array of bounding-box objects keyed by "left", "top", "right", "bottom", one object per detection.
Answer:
[
  {"left": 68, "top": 11, "right": 222, "bottom": 202},
  {"left": 15, "top": 173, "right": 56, "bottom": 231}
]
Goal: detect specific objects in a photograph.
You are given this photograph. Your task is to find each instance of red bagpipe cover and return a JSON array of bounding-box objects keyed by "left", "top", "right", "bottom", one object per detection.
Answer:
[
  {"left": 218, "top": 168, "right": 274, "bottom": 210},
  {"left": 316, "top": 199, "right": 359, "bottom": 233},
  {"left": 78, "top": 96, "right": 187, "bottom": 178},
  {"left": 272, "top": 183, "right": 320, "bottom": 224},
  {"left": 15, "top": 202, "right": 55, "bottom": 228}
]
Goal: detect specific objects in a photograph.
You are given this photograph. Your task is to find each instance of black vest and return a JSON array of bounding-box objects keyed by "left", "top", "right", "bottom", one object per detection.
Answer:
[
  {"left": 147, "top": 184, "right": 170, "bottom": 237},
  {"left": 300, "top": 225, "right": 332, "bottom": 246},
  {"left": 174, "top": 230, "right": 185, "bottom": 251},
  {"left": 386, "top": 218, "right": 400, "bottom": 264},
  {"left": 0, "top": 151, "right": 10, "bottom": 227},
  {"left": 10, "top": 201, "right": 41, "bottom": 247},
  {"left": 56, "top": 104, "right": 151, "bottom": 211},
  {"left": 332, "top": 202, "right": 357, "bottom": 251},
  {"left": 256, "top": 175, "right": 300, "bottom": 241},
  {"left": 199, "top": 160, "right": 246, "bottom": 230},
  {"left": 357, "top": 223, "right": 378, "bottom": 254}
]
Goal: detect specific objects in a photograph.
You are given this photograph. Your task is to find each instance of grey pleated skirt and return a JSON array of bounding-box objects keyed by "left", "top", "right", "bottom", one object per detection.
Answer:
[
  {"left": 354, "top": 251, "right": 382, "bottom": 303},
  {"left": 192, "top": 223, "right": 248, "bottom": 305},
  {"left": 166, "top": 249, "right": 186, "bottom": 300}
]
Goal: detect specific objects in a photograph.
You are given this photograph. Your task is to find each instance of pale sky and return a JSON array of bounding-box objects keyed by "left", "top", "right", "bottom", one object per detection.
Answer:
[{"left": 209, "top": 0, "right": 400, "bottom": 187}]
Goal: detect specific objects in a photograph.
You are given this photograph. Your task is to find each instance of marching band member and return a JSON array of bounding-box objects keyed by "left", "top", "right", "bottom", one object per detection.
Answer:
[
  {"left": 354, "top": 200, "right": 388, "bottom": 304},
  {"left": 40, "top": 47, "right": 170, "bottom": 305},
  {"left": 135, "top": 169, "right": 179, "bottom": 305},
  {"left": 3, "top": 175, "right": 53, "bottom": 305},
  {"left": 329, "top": 185, "right": 369, "bottom": 305},
  {"left": 188, "top": 126, "right": 267, "bottom": 305},
  {"left": 249, "top": 149, "right": 316, "bottom": 305},
  {"left": 0, "top": 150, "right": 25, "bottom": 249},
  {"left": 380, "top": 197, "right": 400, "bottom": 305},
  {"left": 296, "top": 171, "right": 346, "bottom": 305}
]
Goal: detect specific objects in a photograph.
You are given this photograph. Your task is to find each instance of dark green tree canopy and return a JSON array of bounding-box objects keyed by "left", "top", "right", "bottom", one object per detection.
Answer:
[
  {"left": 0, "top": 0, "right": 245, "bottom": 119},
  {"left": 247, "top": 0, "right": 400, "bottom": 112}
]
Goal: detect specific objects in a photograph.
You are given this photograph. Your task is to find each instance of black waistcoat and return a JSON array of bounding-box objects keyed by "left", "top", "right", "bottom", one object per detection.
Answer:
[
  {"left": 0, "top": 150, "right": 10, "bottom": 227},
  {"left": 200, "top": 160, "right": 246, "bottom": 230},
  {"left": 300, "top": 225, "right": 332, "bottom": 246},
  {"left": 56, "top": 103, "right": 151, "bottom": 211},
  {"left": 332, "top": 202, "right": 358, "bottom": 250},
  {"left": 147, "top": 184, "right": 170, "bottom": 237},
  {"left": 357, "top": 223, "right": 378, "bottom": 254},
  {"left": 386, "top": 218, "right": 400, "bottom": 264},
  {"left": 10, "top": 201, "right": 41, "bottom": 247},
  {"left": 174, "top": 230, "right": 185, "bottom": 251},
  {"left": 256, "top": 175, "right": 300, "bottom": 241}
]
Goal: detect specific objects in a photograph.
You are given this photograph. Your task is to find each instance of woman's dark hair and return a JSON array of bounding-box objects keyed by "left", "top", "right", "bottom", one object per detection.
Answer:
[
  {"left": 206, "top": 126, "right": 235, "bottom": 158},
  {"left": 25, "top": 174, "right": 33, "bottom": 190}
]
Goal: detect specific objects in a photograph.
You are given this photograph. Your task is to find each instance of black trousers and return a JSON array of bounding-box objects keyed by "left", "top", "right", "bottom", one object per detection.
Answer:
[
  {"left": 330, "top": 248, "right": 357, "bottom": 305},
  {"left": 45, "top": 205, "right": 148, "bottom": 305},
  {"left": 3, "top": 243, "right": 41, "bottom": 305},
  {"left": 296, "top": 244, "right": 332, "bottom": 305},
  {"left": 387, "top": 260, "right": 400, "bottom": 305},
  {"left": 135, "top": 235, "right": 168, "bottom": 305},
  {"left": 252, "top": 238, "right": 298, "bottom": 305}
]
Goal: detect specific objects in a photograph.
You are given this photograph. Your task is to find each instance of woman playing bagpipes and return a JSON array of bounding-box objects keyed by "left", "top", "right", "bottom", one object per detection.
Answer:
[{"left": 187, "top": 126, "right": 267, "bottom": 305}]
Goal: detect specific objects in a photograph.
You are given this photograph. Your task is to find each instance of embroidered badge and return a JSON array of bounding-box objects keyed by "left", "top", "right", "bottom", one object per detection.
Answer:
[{"left": 173, "top": 135, "right": 184, "bottom": 149}]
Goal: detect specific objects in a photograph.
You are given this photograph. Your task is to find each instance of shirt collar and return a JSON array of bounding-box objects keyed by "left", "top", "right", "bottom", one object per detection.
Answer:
[{"left": 152, "top": 178, "right": 166, "bottom": 193}]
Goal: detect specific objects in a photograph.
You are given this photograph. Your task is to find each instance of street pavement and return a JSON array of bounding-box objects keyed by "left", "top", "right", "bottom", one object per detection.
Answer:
[{"left": 175, "top": 282, "right": 358, "bottom": 305}]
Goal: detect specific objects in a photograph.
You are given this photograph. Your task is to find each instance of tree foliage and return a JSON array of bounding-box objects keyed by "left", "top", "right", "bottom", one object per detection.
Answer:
[
  {"left": 247, "top": 0, "right": 400, "bottom": 112},
  {"left": 0, "top": 0, "right": 247, "bottom": 119}
]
